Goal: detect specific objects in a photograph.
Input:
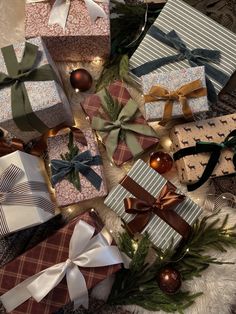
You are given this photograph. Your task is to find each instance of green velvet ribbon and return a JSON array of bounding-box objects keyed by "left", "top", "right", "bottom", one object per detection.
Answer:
[
  {"left": 0, "top": 42, "right": 57, "bottom": 133},
  {"left": 91, "top": 93, "right": 157, "bottom": 162},
  {"left": 173, "top": 129, "right": 236, "bottom": 192}
]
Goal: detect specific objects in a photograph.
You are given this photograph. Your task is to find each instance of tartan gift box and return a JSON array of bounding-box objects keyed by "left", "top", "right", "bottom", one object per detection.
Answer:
[
  {"left": 25, "top": 0, "right": 110, "bottom": 62},
  {"left": 129, "top": 0, "right": 236, "bottom": 103},
  {"left": 0, "top": 210, "right": 122, "bottom": 314},
  {"left": 0, "top": 150, "right": 55, "bottom": 237},
  {"left": 141, "top": 66, "right": 208, "bottom": 123},
  {"left": 104, "top": 159, "right": 202, "bottom": 250},
  {"left": 47, "top": 127, "right": 108, "bottom": 207},
  {"left": 171, "top": 113, "right": 236, "bottom": 191},
  {"left": 81, "top": 81, "right": 159, "bottom": 166},
  {"left": 0, "top": 37, "right": 73, "bottom": 143}
]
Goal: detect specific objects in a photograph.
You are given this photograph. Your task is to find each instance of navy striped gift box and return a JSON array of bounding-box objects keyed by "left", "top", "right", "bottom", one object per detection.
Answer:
[
  {"left": 105, "top": 159, "right": 202, "bottom": 250},
  {"left": 129, "top": 0, "right": 236, "bottom": 96}
]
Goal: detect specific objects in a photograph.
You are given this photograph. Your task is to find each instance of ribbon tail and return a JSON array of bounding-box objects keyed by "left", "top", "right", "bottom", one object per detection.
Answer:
[
  {"left": 125, "top": 131, "right": 146, "bottom": 157},
  {"left": 78, "top": 165, "right": 102, "bottom": 190},
  {"left": 180, "top": 97, "right": 193, "bottom": 120},
  {"left": 159, "top": 100, "right": 174, "bottom": 126},
  {"left": 126, "top": 212, "right": 152, "bottom": 235},
  {"left": 105, "top": 128, "right": 120, "bottom": 162},
  {"left": 67, "top": 265, "right": 89, "bottom": 310},
  {"left": 48, "top": 0, "right": 70, "bottom": 30},
  {"left": 84, "top": 0, "right": 106, "bottom": 23}
]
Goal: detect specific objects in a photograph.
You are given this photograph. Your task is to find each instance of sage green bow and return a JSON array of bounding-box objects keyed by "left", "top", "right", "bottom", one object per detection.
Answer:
[
  {"left": 92, "top": 97, "right": 157, "bottom": 161},
  {"left": 173, "top": 129, "right": 236, "bottom": 191},
  {"left": 0, "top": 42, "right": 57, "bottom": 133}
]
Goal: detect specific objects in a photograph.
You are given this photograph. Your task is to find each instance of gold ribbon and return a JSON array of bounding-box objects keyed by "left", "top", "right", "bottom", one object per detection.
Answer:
[{"left": 144, "top": 79, "right": 207, "bottom": 125}]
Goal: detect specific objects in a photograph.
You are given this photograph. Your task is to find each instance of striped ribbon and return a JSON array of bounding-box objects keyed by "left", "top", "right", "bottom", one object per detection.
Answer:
[{"left": 0, "top": 164, "right": 55, "bottom": 236}]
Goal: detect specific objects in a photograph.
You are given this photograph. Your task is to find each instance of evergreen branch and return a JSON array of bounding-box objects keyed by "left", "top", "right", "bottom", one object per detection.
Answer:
[{"left": 102, "top": 88, "right": 121, "bottom": 121}]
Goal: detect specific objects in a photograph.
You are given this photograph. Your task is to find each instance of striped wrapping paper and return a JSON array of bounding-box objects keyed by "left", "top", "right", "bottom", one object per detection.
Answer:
[
  {"left": 129, "top": 0, "right": 236, "bottom": 94},
  {"left": 105, "top": 159, "right": 202, "bottom": 250}
]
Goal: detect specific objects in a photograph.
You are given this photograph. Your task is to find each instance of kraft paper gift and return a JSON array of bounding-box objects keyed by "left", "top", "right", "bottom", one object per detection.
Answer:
[
  {"left": 25, "top": 0, "right": 110, "bottom": 62},
  {"left": 0, "top": 37, "right": 74, "bottom": 143},
  {"left": 171, "top": 113, "right": 236, "bottom": 191},
  {"left": 0, "top": 210, "right": 122, "bottom": 314},
  {"left": 47, "top": 127, "right": 108, "bottom": 207},
  {"left": 81, "top": 81, "right": 159, "bottom": 166},
  {"left": 105, "top": 159, "right": 202, "bottom": 250},
  {"left": 130, "top": 0, "right": 236, "bottom": 103},
  {"left": 0, "top": 150, "right": 55, "bottom": 236},
  {"left": 142, "top": 66, "right": 208, "bottom": 123}
]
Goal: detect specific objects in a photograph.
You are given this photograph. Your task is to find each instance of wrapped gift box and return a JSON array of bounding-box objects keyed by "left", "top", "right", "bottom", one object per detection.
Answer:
[
  {"left": 141, "top": 66, "right": 208, "bottom": 122},
  {"left": 0, "top": 151, "right": 55, "bottom": 236},
  {"left": 0, "top": 210, "right": 122, "bottom": 314},
  {"left": 25, "top": 0, "right": 110, "bottom": 62},
  {"left": 105, "top": 159, "right": 202, "bottom": 250},
  {"left": 0, "top": 37, "right": 73, "bottom": 143},
  {"left": 170, "top": 113, "right": 236, "bottom": 184},
  {"left": 129, "top": 0, "right": 236, "bottom": 99},
  {"left": 47, "top": 128, "right": 108, "bottom": 207},
  {"left": 81, "top": 81, "right": 159, "bottom": 166}
]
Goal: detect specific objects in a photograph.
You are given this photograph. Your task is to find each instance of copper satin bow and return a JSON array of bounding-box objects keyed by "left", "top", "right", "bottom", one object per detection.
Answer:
[
  {"left": 144, "top": 79, "right": 207, "bottom": 125},
  {"left": 122, "top": 178, "right": 191, "bottom": 239}
]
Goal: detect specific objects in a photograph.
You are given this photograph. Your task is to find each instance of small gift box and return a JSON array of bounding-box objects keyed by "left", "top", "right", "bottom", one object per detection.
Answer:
[
  {"left": 104, "top": 159, "right": 202, "bottom": 250},
  {"left": 171, "top": 113, "right": 236, "bottom": 191},
  {"left": 25, "top": 0, "right": 110, "bottom": 62},
  {"left": 47, "top": 127, "right": 108, "bottom": 207},
  {"left": 0, "top": 37, "right": 74, "bottom": 143},
  {"left": 81, "top": 81, "right": 159, "bottom": 166},
  {"left": 129, "top": 0, "right": 236, "bottom": 102},
  {"left": 141, "top": 66, "right": 208, "bottom": 123},
  {"left": 0, "top": 150, "right": 55, "bottom": 236},
  {"left": 0, "top": 210, "right": 122, "bottom": 314}
]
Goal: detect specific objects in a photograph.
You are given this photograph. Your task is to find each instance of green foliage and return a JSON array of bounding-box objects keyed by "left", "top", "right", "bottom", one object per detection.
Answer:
[
  {"left": 108, "top": 211, "right": 236, "bottom": 312},
  {"left": 60, "top": 132, "right": 81, "bottom": 190},
  {"left": 102, "top": 88, "right": 121, "bottom": 121}
]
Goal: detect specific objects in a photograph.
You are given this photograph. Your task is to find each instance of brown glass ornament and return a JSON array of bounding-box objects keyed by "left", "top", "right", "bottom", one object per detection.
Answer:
[
  {"left": 157, "top": 267, "right": 182, "bottom": 294},
  {"left": 70, "top": 69, "right": 93, "bottom": 92},
  {"left": 149, "top": 151, "right": 173, "bottom": 174}
]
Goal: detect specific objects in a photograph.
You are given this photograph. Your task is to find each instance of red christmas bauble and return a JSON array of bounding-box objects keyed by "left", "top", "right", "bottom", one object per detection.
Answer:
[
  {"left": 70, "top": 69, "right": 93, "bottom": 92},
  {"left": 149, "top": 151, "right": 173, "bottom": 174},
  {"left": 157, "top": 267, "right": 182, "bottom": 294}
]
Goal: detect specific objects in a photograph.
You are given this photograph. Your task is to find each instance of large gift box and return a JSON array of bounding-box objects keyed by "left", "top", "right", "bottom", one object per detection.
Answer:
[
  {"left": 129, "top": 0, "right": 236, "bottom": 102},
  {"left": 25, "top": 0, "right": 110, "bottom": 62},
  {"left": 0, "top": 151, "right": 55, "bottom": 236},
  {"left": 81, "top": 81, "right": 159, "bottom": 166},
  {"left": 171, "top": 113, "right": 236, "bottom": 191},
  {"left": 141, "top": 66, "right": 208, "bottom": 123},
  {"left": 0, "top": 210, "right": 122, "bottom": 314},
  {"left": 0, "top": 37, "right": 73, "bottom": 143},
  {"left": 104, "top": 159, "right": 202, "bottom": 250},
  {"left": 47, "top": 127, "right": 108, "bottom": 207}
]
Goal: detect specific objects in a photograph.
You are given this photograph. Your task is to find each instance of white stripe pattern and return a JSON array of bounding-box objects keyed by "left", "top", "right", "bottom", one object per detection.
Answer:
[
  {"left": 129, "top": 0, "right": 236, "bottom": 91},
  {"left": 104, "top": 159, "right": 202, "bottom": 250}
]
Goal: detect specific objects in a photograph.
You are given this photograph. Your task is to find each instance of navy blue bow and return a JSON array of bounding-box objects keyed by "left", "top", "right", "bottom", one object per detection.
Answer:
[
  {"left": 131, "top": 27, "right": 230, "bottom": 103},
  {"left": 51, "top": 150, "right": 102, "bottom": 190}
]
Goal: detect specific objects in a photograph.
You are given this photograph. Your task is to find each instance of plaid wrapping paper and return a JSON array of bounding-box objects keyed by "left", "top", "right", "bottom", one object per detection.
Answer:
[
  {"left": 0, "top": 210, "right": 121, "bottom": 314},
  {"left": 81, "top": 81, "right": 159, "bottom": 166},
  {"left": 170, "top": 113, "right": 236, "bottom": 184}
]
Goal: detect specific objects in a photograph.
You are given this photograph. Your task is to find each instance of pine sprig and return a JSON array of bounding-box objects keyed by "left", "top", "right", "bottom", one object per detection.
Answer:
[
  {"left": 102, "top": 88, "right": 121, "bottom": 121},
  {"left": 60, "top": 132, "right": 81, "bottom": 190},
  {"left": 108, "top": 211, "right": 236, "bottom": 312}
]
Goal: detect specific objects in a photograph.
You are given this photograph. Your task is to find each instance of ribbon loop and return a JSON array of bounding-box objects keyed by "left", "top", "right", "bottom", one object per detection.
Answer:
[{"left": 173, "top": 129, "right": 236, "bottom": 191}]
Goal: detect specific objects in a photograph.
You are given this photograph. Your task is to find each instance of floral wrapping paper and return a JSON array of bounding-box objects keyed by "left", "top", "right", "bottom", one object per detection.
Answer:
[
  {"left": 25, "top": 0, "right": 110, "bottom": 62},
  {"left": 47, "top": 128, "right": 108, "bottom": 207},
  {"left": 0, "top": 210, "right": 121, "bottom": 314},
  {"left": 80, "top": 81, "right": 159, "bottom": 166},
  {"left": 141, "top": 66, "right": 208, "bottom": 122},
  {"left": 170, "top": 113, "right": 236, "bottom": 184},
  {"left": 0, "top": 37, "right": 74, "bottom": 143}
]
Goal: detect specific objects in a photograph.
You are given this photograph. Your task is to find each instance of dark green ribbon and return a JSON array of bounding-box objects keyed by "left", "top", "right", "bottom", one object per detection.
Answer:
[
  {"left": 131, "top": 27, "right": 230, "bottom": 103},
  {"left": 173, "top": 129, "right": 236, "bottom": 191},
  {"left": 0, "top": 42, "right": 57, "bottom": 133},
  {"left": 51, "top": 150, "right": 103, "bottom": 190},
  {"left": 91, "top": 92, "right": 157, "bottom": 162}
]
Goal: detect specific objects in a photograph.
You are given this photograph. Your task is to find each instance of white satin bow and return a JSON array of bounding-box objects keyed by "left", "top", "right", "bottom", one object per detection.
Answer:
[
  {"left": 26, "top": 0, "right": 107, "bottom": 29},
  {"left": 0, "top": 220, "right": 123, "bottom": 312}
]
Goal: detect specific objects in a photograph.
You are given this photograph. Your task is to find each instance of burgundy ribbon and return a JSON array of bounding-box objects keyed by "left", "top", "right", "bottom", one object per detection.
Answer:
[{"left": 121, "top": 177, "right": 191, "bottom": 240}]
